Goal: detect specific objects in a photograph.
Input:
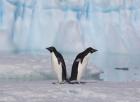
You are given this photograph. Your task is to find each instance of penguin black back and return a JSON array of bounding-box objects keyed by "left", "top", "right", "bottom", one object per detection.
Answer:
[
  {"left": 70, "top": 47, "right": 97, "bottom": 81},
  {"left": 55, "top": 51, "right": 67, "bottom": 80},
  {"left": 47, "top": 46, "right": 67, "bottom": 81}
]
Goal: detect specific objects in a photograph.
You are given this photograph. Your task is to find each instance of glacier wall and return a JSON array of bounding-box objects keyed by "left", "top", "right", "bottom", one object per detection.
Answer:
[{"left": 0, "top": 0, "right": 140, "bottom": 54}]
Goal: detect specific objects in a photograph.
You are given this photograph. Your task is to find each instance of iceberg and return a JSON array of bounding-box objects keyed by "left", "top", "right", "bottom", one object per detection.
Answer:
[{"left": 0, "top": 0, "right": 140, "bottom": 54}]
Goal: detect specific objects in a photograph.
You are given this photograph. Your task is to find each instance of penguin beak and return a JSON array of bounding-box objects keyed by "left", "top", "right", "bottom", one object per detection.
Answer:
[
  {"left": 91, "top": 49, "right": 98, "bottom": 53},
  {"left": 46, "top": 47, "right": 51, "bottom": 52},
  {"left": 95, "top": 49, "right": 98, "bottom": 52}
]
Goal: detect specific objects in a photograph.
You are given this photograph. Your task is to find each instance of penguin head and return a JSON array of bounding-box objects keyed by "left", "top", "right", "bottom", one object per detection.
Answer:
[
  {"left": 46, "top": 46, "right": 56, "bottom": 53},
  {"left": 86, "top": 47, "right": 98, "bottom": 53}
]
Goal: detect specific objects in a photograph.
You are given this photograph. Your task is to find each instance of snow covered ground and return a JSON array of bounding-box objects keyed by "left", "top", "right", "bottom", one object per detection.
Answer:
[
  {"left": 0, "top": 54, "right": 140, "bottom": 102},
  {"left": 0, "top": 53, "right": 103, "bottom": 81},
  {"left": 0, "top": 80, "right": 140, "bottom": 102},
  {"left": 0, "top": 53, "right": 140, "bottom": 81}
]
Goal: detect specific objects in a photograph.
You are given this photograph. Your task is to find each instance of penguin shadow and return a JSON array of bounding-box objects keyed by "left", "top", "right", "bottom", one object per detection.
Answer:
[
  {"left": 51, "top": 80, "right": 98, "bottom": 85},
  {"left": 51, "top": 82, "right": 85, "bottom": 85},
  {"left": 69, "top": 81, "right": 87, "bottom": 85},
  {"left": 69, "top": 80, "right": 99, "bottom": 85}
]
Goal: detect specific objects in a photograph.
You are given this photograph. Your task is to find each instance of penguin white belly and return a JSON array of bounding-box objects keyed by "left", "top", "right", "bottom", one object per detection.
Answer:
[
  {"left": 51, "top": 52, "right": 62, "bottom": 83},
  {"left": 77, "top": 54, "right": 90, "bottom": 81}
]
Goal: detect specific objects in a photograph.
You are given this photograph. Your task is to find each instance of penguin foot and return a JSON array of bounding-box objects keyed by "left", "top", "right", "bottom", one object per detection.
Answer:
[
  {"left": 52, "top": 81, "right": 66, "bottom": 84},
  {"left": 59, "top": 82, "right": 65, "bottom": 84}
]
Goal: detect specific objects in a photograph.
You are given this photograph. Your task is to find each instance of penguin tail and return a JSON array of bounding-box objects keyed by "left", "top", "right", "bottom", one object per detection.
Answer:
[
  {"left": 65, "top": 78, "right": 70, "bottom": 83},
  {"left": 64, "top": 78, "right": 73, "bottom": 84}
]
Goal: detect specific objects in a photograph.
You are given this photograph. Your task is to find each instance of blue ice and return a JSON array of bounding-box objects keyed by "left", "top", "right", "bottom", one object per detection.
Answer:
[{"left": 0, "top": 0, "right": 140, "bottom": 54}]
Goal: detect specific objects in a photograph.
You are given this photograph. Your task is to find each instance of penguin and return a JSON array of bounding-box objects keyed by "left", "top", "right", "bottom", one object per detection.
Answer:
[
  {"left": 69, "top": 47, "right": 98, "bottom": 84},
  {"left": 46, "top": 46, "right": 67, "bottom": 84}
]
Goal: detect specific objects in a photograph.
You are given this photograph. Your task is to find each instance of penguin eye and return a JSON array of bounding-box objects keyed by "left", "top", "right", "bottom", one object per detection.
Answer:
[{"left": 91, "top": 49, "right": 95, "bottom": 52}]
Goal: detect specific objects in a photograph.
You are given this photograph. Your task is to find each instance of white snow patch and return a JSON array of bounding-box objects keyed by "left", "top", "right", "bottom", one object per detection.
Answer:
[{"left": 0, "top": 54, "right": 139, "bottom": 102}]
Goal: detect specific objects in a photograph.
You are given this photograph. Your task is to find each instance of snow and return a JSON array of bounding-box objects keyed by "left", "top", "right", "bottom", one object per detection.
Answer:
[
  {"left": 0, "top": 53, "right": 102, "bottom": 81},
  {"left": 0, "top": 53, "right": 140, "bottom": 81},
  {"left": 0, "top": 54, "right": 140, "bottom": 102},
  {"left": 0, "top": 80, "right": 140, "bottom": 102},
  {"left": 0, "top": 0, "right": 140, "bottom": 100}
]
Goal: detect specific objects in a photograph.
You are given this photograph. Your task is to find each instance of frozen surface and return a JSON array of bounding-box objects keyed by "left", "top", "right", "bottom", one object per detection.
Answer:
[
  {"left": 0, "top": 54, "right": 140, "bottom": 101},
  {"left": 0, "top": 0, "right": 140, "bottom": 54},
  {"left": 0, "top": 53, "right": 140, "bottom": 82},
  {"left": 0, "top": 80, "right": 140, "bottom": 102},
  {"left": 0, "top": 0, "right": 140, "bottom": 101},
  {"left": 0, "top": 53, "right": 102, "bottom": 81}
]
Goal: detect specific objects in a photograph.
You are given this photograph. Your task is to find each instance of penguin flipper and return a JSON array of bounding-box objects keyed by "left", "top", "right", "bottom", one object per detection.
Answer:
[
  {"left": 56, "top": 54, "right": 67, "bottom": 81},
  {"left": 57, "top": 57, "right": 62, "bottom": 65}
]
